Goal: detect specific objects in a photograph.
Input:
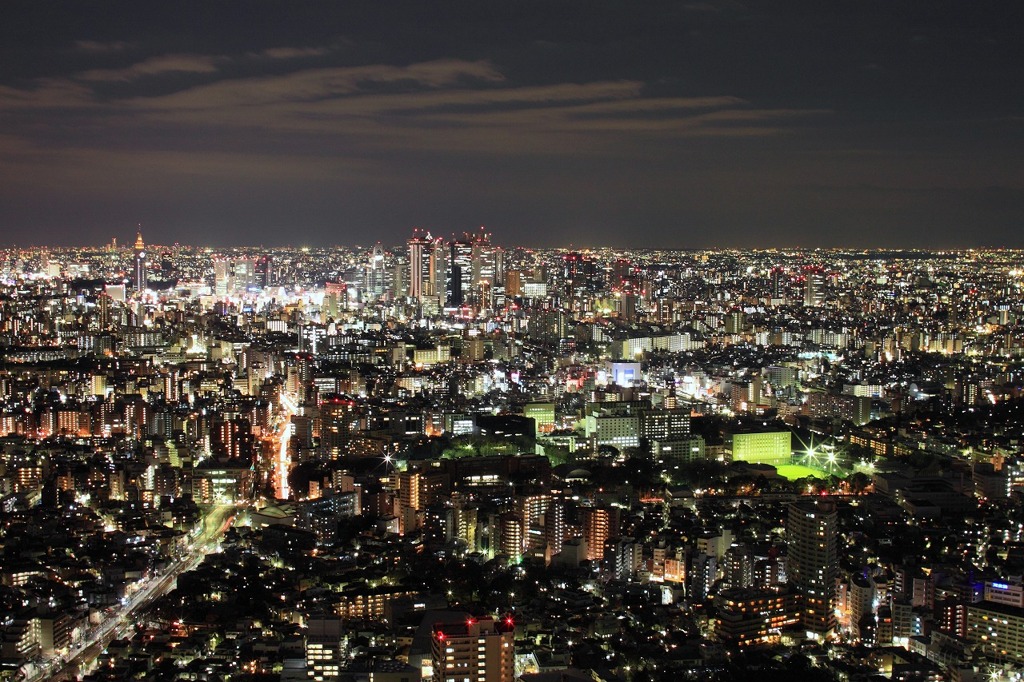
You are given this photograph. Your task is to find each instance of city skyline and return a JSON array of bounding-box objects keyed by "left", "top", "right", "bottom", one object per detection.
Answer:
[
  {"left": 3, "top": 239, "right": 1024, "bottom": 678},
  {"left": 2, "top": 1, "right": 1022, "bottom": 249},
  {"left": 25, "top": 230, "right": 1024, "bottom": 253}
]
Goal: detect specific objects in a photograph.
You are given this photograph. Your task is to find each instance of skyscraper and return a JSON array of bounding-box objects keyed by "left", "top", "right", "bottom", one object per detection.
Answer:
[
  {"left": 471, "top": 228, "right": 496, "bottom": 307},
  {"left": 560, "top": 252, "right": 599, "bottom": 308},
  {"left": 407, "top": 230, "right": 433, "bottom": 302},
  {"left": 430, "top": 234, "right": 447, "bottom": 304},
  {"left": 443, "top": 228, "right": 502, "bottom": 310},
  {"left": 213, "top": 259, "right": 231, "bottom": 296},
  {"left": 362, "top": 242, "right": 386, "bottom": 301},
  {"left": 233, "top": 257, "right": 257, "bottom": 292},
  {"left": 133, "top": 229, "right": 147, "bottom": 291},
  {"left": 447, "top": 237, "right": 473, "bottom": 308},
  {"left": 770, "top": 266, "right": 784, "bottom": 299},
  {"left": 255, "top": 254, "right": 273, "bottom": 288},
  {"left": 803, "top": 266, "right": 827, "bottom": 307},
  {"left": 787, "top": 499, "right": 839, "bottom": 636}
]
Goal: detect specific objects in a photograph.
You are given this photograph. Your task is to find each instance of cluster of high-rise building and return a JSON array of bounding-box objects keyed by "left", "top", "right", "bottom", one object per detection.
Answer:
[
  {"left": 2, "top": 235, "right": 1024, "bottom": 681},
  {"left": 403, "top": 227, "right": 503, "bottom": 314}
]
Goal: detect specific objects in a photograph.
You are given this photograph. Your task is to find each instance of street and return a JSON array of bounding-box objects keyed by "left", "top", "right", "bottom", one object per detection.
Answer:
[{"left": 27, "top": 504, "right": 237, "bottom": 682}]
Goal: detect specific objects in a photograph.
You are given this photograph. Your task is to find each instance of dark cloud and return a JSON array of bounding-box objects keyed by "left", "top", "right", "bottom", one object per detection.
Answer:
[
  {"left": 74, "top": 40, "right": 132, "bottom": 54},
  {"left": 259, "top": 46, "right": 335, "bottom": 60},
  {"left": 0, "top": 0, "right": 1021, "bottom": 247},
  {"left": 78, "top": 54, "right": 221, "bottom": 82}
]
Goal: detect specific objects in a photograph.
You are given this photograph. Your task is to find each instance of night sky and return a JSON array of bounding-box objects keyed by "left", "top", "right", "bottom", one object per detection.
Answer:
[{"left": 1, "top": 1, "right": 1021, "bottom": 249}]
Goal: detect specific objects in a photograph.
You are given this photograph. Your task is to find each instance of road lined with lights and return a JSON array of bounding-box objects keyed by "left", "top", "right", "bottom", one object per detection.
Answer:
[
  {"left": 273, "top": 391, "right": 299, "bottom": 500},
  {"left": 31, "top": 504, "right": 236, "bottom": 682}
]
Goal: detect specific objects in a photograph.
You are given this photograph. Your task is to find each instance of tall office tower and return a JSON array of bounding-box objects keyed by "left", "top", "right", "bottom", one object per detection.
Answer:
[
  {"left": 97, "top": 292, "right": 112, "bottom": 329},
  {"left": 431, "top": 616, "right": 515, "bottom": 682},
  {"left": 446, "top": 262, "right": 462, "bottom": 308},
  {"left": 471, "top": 228, "right": 496, "bottom": 304},
  {"left": 581, "top": 504, "right": 620, "bottom": 562},
  {"left": 133, "top": 229, "right": 147, "bottom": 291},
  {"left": 392, "top": 256, "right": 407, "bottom": 302},
  {"left": 448, "top": 238, "right": 473, "bottom": 307},
  {"left": 803, "top": 266, "right": 827, "bottom": 307},
  {"left": 407, "top": 230, "right": 433, "bottom": 301},
  {"left": 324, "top": 281, "right": 346, "bottom": 319},
  {"left": 560, "top": 252, "right": 600, "bottom": 307},
  {"left": 493, "top": 245, "right": 504, "bottom": 286},
  {"left": 505, "top": 270, "right": 522, "bottom": 298},
  {"left": 490, "top": 245, "right": 506, "bottom": 308},
  {"left": 770, "top": 266, "right": 784, "bottom": 299},
  {"left": 430, "top": 234, "right": 447, "bottom": 303},
  {"left": 611, "top": 258, "right": 636, "bottom": 290},
  {"left": 366, "top": 242, "right": 386, "bottom": 300},
  {"left": 255, "top": 255, "right": 273, "bottom": 288},
  {"left": 788, "top": 499, "right": 839, "bottom": 636},
  {"left": 213, "top": 259, "right": 232, "bottom": 296},
  {"left": 233, "top": 257, "right": 257, "bottom": 292},
  {"left": 440, "top": 228, "right": 502, "bottom": 309}
]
